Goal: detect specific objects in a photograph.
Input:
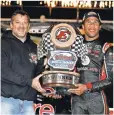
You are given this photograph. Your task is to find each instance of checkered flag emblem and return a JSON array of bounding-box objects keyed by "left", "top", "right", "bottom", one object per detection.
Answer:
[
  {"left": 71, "top": 35, "right": 88, "bottom": 57},
  {"left": 37, "top": 32, "right": 55, "bottom": 60},
  {"left": 37, "top": 33, "right": 88, "bottom": 60},
  {"left": 42, "top": 32, "right": 55, "bottom": 51}
]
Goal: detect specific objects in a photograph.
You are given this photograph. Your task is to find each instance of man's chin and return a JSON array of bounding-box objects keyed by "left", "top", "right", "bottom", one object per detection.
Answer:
[
  {"left": 16, "top": 34, "right": 26, "bottom": 39},
  {"left": 88, "top": 34, "right": 97, "bottom": 38},
  {"left": 12, "top": 32, "right": 26, "bottom": 39},
  {"left": 18, "top": 33, "right": 26, "bottom": 38}
]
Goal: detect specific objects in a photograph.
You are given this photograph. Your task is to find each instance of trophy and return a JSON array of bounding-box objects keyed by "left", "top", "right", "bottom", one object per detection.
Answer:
[{"left": 37, "top": 23, "right": 86, "bottom": 96}]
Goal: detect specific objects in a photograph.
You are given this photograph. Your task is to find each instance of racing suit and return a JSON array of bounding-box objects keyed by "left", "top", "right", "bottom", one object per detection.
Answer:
[{"left": 71, "top": 38, "right": 113, "bottom": 114}]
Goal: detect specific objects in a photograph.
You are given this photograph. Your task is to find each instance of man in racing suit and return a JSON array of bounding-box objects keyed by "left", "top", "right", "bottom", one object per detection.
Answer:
[{"left": 68, "top": 11, "right": 113, "bottom": 114}]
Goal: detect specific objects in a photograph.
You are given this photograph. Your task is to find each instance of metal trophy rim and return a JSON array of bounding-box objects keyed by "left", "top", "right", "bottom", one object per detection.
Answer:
[
  {"left": 42, "top": 70, "right": 80, "bottom": 76},
  {"left": 41, "top": 71, "right": 80, "bottom": 89}
]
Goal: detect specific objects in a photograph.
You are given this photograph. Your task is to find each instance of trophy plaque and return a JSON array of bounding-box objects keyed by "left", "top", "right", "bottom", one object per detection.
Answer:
[{"left": 37, "top": 23, "right": 85, "bottom": 96}]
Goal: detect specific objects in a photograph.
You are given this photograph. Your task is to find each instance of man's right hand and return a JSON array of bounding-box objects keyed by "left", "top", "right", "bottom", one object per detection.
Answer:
[
  {"left": 32, "top": 74, "right": 62, "bottom": 99},
  {"left": 32, "top": 74, "right": 46, "bottom": 93}
]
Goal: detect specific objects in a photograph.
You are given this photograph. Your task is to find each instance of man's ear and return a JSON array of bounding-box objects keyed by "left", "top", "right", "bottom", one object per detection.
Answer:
[
  {"left": 99, "top": 25, "right": 101, "bottom": 30},
  {"left": 28, "top": 23, "right": 30, "bottom": 31},
  {"left": 82, "top": 25, "right": 84, "bottom": 30},
  {"left": 10, "top": 22, "right": 13, "bottom": 29}
]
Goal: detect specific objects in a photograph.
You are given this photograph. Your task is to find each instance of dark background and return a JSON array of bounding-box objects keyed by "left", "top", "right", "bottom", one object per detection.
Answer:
[{"left": 1, "top": 1, "right": 113, "bottom": 20}]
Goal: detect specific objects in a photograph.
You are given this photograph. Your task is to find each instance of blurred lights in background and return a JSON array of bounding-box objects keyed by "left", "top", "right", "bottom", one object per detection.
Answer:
[
  {"left": 44, "top": 0, "right": 114, "bottom": 8},
  {"left": 0, "top": 0, "right": 22, "bottom": 6},
  {"left": 0, "top": 0, "right": 114, "bottom": 8}
]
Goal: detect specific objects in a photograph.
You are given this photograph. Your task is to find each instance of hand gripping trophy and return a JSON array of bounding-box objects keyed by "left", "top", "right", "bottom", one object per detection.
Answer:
[{"left": 37, "top": 23, "right": 88, "bottom": 96}]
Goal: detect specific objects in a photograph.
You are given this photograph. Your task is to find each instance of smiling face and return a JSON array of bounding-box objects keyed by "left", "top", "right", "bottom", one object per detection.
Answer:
[
  {"left": 10, "top": 14, "right": 30, "bottom": 40},
  {"left": 82, "top": 17, "right": 101, "bottom": 41}
]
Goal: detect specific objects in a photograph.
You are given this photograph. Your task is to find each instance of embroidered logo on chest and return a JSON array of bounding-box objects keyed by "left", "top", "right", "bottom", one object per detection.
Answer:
[{"left": 29, "top": 53, "right": 37, "bottom": 64}]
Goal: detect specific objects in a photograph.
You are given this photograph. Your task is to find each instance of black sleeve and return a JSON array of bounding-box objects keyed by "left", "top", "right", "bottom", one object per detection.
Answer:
[
  {"left": 90, "top": 46, "right": 113, "bottom": 92},
  {"left": 1, "top": 40, "right": 32, "bottom": 86}
]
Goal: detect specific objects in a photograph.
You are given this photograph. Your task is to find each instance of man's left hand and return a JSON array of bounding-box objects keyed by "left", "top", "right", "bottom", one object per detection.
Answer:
[{"left": 68, "top": 84, "right": 87, "bottom": 95}]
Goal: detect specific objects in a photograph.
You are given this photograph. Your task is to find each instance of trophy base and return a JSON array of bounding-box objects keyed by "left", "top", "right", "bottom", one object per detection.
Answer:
[{"left": 43, "top": 84, "right": 75, "bottom": 96}]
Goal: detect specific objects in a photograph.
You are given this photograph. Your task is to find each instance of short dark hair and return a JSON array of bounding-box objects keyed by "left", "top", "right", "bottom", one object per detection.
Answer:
[{"left": 11, "top": 10, "right": 30, "bottom": 23}]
